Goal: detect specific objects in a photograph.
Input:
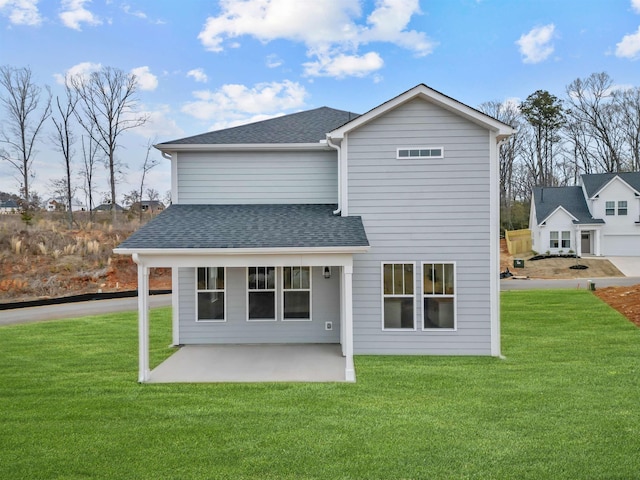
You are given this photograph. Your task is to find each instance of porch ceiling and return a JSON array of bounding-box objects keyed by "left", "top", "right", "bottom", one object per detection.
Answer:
[{"left": 147, "top": 344, "right": 348, "bottom": 383}]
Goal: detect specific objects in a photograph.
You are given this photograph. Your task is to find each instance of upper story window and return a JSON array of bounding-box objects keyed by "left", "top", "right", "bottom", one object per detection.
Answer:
[
  {"left": 605, "top": 201, "right": 615, "bottom": 216},
  {"left": 618, "top": 201, "right": 628, "bottom": 215},
  {"left": 397, "top": 147, "right": 443, "bottom": 159},
  {"left": 196, "top": 267, "right": 225, "bottom": 322}
]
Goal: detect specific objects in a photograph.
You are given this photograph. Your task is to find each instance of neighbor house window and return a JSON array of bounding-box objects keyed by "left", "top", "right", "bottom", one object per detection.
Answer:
[
  {"left": 397, "top": 147, "right": 443, "bottom": 159},
  {"left": 382, "top": 263, "right": 415, "bottom": 330},
  {"left": 606, "top": 201, "right": 615, "bottom": 215},
  {"left": 283, "top": 266, "right": 311, "bottom": 321},
  {"left": 196, "top": 267, "right": 225, "bottom": 321},
  {"left": 561, "top": 231, "right": 571, "bottom": 249},
  {"left": 618, "top": 201, "right": 628, "bottom": 215},
  {"left": 550, "top": 231, "right": 559, "bottom": 249},
  {"left": 423, "top": 263, "right": 456, "bottom": 329},
  {"left": 248, "top": 267, "right": 276, "bottom": 321}
]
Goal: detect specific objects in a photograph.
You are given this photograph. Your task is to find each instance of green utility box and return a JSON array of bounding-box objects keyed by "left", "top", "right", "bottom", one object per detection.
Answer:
[{"left": 513, "top": 259, "right": 525, "bottom": 268}]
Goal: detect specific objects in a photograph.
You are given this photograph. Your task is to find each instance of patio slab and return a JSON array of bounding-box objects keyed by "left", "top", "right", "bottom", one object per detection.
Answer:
[{"left": 147, "top": 344, "right": 347, "bottom": 383}]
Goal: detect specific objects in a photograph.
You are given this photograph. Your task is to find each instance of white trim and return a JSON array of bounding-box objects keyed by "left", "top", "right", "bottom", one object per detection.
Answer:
[
  {"left": 170, "top": 152, "right": 178, "bottom": 204},
  {"left": 195, "top": 267, "right": 227, "bottom": 322},
  {"left": 396, "top": 147, "right": 444, "bottom": 159},
  {"left": 343, "top": 265, "right": 355, "bottom": 382},
  {"left": 246, "top": 266, "right": 277, "bottom": 322},
  {"left": 341, "top": 135, "right": 349, "bottom": 216},
  {"left": 171, "top": 267, "right": 180, "bottom": 346},
  {"left": 155, "top": 143, "right": 330, "bottom": 153},
  {"left": 136, "top": 262, "right": 150, "bottom": 383},
  {"left": 380, "top": 262, "right": 417, "bottom": 331},
  {"left": 421, "top": 262, "right": 457, "bottom": 332},
  {"left": 590, "top": 174, "right": 640, "bottom": 199},
  {"left": 281, "top": 266, "right": 312, "bottom": 322},
  {"left": 490, "top": 132, "right": 501, "bottom": 357},
  {"left": 113, "top": 246, "right": 369, "bottom": 257}
]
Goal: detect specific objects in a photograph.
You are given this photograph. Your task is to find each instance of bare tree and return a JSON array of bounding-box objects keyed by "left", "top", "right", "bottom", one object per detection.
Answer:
[
  {"left": 79, "top": 133, "right": 100, "bottom": 220},
  {"left": 137, "top": 138, "right": 159, "bottom": 221},
  {"left": 613, "top": 86, "right": 640, "bottom": 171},
  {"left": 0, "top": 65, "right": 51, "bottom": 209},
  {"left": 565, "top": 73, "right": 626, "bottom": 173},
  {"left": 70, "top": 66, "right": 148, "bottom": 222},
  {"left": 51, "top": 82, "right": 79, "bottom": 227}
]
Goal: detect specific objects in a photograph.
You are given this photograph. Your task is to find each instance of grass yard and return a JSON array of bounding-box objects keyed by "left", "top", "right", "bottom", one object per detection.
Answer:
[{"left": 1, "top": 290, "right": 639, "bottom": 479}]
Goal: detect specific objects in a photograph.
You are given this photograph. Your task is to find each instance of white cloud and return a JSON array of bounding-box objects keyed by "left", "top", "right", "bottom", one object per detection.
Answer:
[
  {"left": 266, "top": 54, "right": 283, "bottom": 68},
  {"left": 516, "top": 24, "right": 555, "bottom": 64},
  {"left": 122, "top": 3, "right": 146, "bottom": 19},
  {"left": 131, "top": 66, "right": 158, "bottom": 91},
  {"left": 0, "top": 0, "right": 42, "bottom": 26},
  {"left": 135, "top": 104, "right": 184, "bottom": 139},
  {"left": 633, "top": 0, "right": 640, "bottom": 14},
  {"left": 187, "top": 68, "right": 208, "bottom": 83},
  {"left": 197, "top": 0, "right": 434, "bottom": 78},
  {"left": 304, "top": 51, "right": 384, "bottom": 78},
  {"left": 209, "top": 112, "right": 285, "bottom": 131},
  {"left": 59, "top": 0, "right": 101, "bottom": 30},
  {"left": 616, "top": 26, "right": 640, "bottom": 59},
  {"left": 53, "top": 61, "right": 101, "bottom": 84},
  {"left": 182, "top": 80, "right": 307, "bottom": 122}
]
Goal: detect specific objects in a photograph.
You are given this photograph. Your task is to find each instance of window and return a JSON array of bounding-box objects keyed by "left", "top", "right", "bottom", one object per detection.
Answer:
[
  {"left": 248, "top": 267, "right": 276, "bottom": 320},
  {"left": 382, "top": 263, "right": 415, "bottom": 329},
  {"left": 397, "top": 147, "right": 443, "bottom": 159},
  {"left": 550, "top": 231, "right": 559, "bottom": 249},
  {"left": 283, "top": 266, "right": 311, "bottom": 320},
  {"left": 606, "top": 201, "right": 615, "bottom": 215},
  {"left": 618, "top": 201, "right": 628, "bottom": 215},
  {"left": 561, "top": 231, "right": 571, "bottom": 249},
  {"left": 196, "top": 267, "right": 225, "bottom": 321},
  {"left": 423, "top": 263, "right": 455, "bottom": 329}
]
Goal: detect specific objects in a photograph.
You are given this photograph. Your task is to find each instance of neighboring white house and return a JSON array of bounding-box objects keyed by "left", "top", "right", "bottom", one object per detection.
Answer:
[
  {"left": 114, "top": 84, "right": 515, "bottom": 383},
  {"left": 530, "top": 172, "right": 640, "bottom": 257},
  {"left": 0, "top": 199, "right": 19, "bottom": 214},
  {"left": 45, "top": 197, "right": 87, "bottom": 212}
]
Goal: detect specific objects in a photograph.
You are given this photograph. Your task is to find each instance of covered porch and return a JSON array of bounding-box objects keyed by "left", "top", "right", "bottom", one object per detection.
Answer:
[{"left": 147, "top": 344, "right": 346, "bottom": 383}]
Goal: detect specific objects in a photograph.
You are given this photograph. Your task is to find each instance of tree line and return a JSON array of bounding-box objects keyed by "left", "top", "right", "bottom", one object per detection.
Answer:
[
  {"left": 480, "top": 72, "right": 640, "bottom": 231},
  {"left": 0, "top": 64, "right": 155, "bottom": 226}
]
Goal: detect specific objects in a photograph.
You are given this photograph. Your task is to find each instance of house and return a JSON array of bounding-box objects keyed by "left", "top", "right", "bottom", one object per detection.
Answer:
[
  {"left": 0, "top": 199, "right": 19, "bottom": 214},
  {"left": 92, "top": 202, "right": 125, "bottom": 212},
  {"left": 45, "top": 197, "right": 87, "bottom": 212},
  {"left": 129, "top": 200, "right": 165, "bottom": 213},
  {"left": 114, "top": 84, "right": 515, "bottom": 383},
  {"left": 530, "top": 172, "right": 640, "bottom": 257}
]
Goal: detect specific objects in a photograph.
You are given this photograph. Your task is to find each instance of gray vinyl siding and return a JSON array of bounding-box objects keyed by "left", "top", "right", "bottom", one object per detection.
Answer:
[
  {"left": 176, "top": 150, "right": 337, "bottom": 204},
  {"left": 177, "top": 266, "right": 340, "bottom": 344},
  {"left": 347, "top": 98, "right": 493, "bottom": 355}
]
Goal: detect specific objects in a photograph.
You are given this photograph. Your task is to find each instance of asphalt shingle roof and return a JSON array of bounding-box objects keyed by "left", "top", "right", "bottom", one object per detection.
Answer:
[
  {"left": 116, "top": 204, "right": 369, "bottom": 250},
  {"left": 581, "top": 172, "right": 640, "bottom": 197},
  {"left": 532, "top": 186, "right": 604, "bottom": 225},
  {"left": 160, "top": 107, "right": 360, "bottom": 145}
]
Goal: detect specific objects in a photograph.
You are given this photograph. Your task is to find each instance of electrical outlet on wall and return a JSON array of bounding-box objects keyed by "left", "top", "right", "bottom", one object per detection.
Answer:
[{"left": 325, "top": 322, "right": 332, "bottom": 331}]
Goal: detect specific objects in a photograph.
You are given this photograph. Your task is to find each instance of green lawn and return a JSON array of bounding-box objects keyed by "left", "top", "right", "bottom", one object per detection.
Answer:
[{"left": 1, "top": 290, "right": 639, "bottom": 479}]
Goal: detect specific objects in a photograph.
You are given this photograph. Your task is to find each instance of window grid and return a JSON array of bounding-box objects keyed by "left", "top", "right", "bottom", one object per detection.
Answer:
[
  {"left": 422, "top": 263, "right": 456, "bottom": 330},
  {"left": 618, "top": 201, "right": 628, "bottom": 215},
  {"left": 196, "top": 267, "right": 225, "bottom": 322},
  {"left": 550, "top": 231, "right": 559, "bottom": 249},
  {"left": 282, "top": 266, "right": 311, "bottom": 321},
  {"left": 247, "top": 266, "right": 276, "bottom": 321},
  {"left": 382, "top": 263, "right": 415, "bottom": 330},
  {"left": 606, "top": 201, "right": 615, "bottom": 215},
  {"left": 561, "top": 231, "right": 571, "bottom": 249}
]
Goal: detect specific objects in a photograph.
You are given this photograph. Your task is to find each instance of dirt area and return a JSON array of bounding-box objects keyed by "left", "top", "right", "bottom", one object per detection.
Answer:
[{"left": 501, "top": 239, "right": 640, "bottom": 327}]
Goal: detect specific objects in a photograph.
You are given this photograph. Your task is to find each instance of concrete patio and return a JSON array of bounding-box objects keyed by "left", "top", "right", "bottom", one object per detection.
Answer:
[{"left": 147, "top": 344, "right": 348, "bottom": 383}]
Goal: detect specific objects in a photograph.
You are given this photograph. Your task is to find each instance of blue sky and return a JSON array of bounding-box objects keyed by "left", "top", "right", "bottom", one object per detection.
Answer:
[{"left": 1, "top": 0, "right": 639, "bottom": 202}]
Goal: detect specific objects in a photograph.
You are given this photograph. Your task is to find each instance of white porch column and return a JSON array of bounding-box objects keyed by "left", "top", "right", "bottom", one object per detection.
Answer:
[
  {"left": 339, "top": 268, "right": 346, "bottom": 356},
  {"left": 171, "top": 268, "right": 180, "bottom": 346},
  {"left": 576, "top": 228, "right": 582, "bottom": 257},
  {"left": 137, "top": 261, "right": 150, "bottom": 383},
  {"left": 595, "top": 229, "right": 602, "bottom": 256},
  {"left": 343, "top": 265, "right": 355, "bottom": 382}
]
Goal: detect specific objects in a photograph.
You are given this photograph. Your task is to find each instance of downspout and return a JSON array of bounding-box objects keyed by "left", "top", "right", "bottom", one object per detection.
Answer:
[
  {"left": 161, "top": 151, "right": 172, "bottom": 160},
  {"left": 327, "top": 135, "right": 341, "bottom": 215}
]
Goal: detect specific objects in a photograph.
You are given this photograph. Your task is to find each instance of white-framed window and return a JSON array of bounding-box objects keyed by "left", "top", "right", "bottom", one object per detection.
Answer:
[
  {"left": 561, "top": 231, "right": 571, "bottom": 249},
  {"left": 423, "top": 262, "right": 456, "bottom": 330},
  {"left": 550, "top": 231, "right": 559, "bottom": 249},
  {"left": 605, "top": 201, "right": 615, "bottom": 216},
  {"left": 618, "top": 201, "right": 628, "bottom": 215},
  {"left": 382, "top": 263, "right": 416, "bottom": 330},
  {"left": 282, "top": 266, "right": 311, "bottom": 321},
  {"left": 397, "top": 147, "right": 443, "bottom": 159},
  {"left": 196, "top": 267, "right": 225, "bottom": 322},
  {"left": 247, "top": 267, "right": 276, "bottom": 321}
]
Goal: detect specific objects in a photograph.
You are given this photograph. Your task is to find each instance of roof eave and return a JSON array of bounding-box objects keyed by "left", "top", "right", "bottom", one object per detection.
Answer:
[
  {"left": 154, "top": 142, "right": 330, "bottom": 153},
  {"left": 114, "top": 245, "right": 370, "bottom": 256}
]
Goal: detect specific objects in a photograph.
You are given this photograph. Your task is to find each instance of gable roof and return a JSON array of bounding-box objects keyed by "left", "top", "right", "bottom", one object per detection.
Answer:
[
  {"left": 532, "top": 186, "right": 604, "bottom": 225},
  {"left": 158, "top": 107, "right": 359, "bottom": 147},
  {"left": 328, "top": 84, "right": 515, "bottom": 141},
  {"left": 581, "top": 172, "right": 640, "bottom": 198},
  {"left": 115, "top": 204, "right": 369, "bottom": 252}
]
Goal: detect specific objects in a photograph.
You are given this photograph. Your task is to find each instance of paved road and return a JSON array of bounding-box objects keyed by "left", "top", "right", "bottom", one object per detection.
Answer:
[{"left": 0, "top": 294, "right": 172, "bottom": 326}]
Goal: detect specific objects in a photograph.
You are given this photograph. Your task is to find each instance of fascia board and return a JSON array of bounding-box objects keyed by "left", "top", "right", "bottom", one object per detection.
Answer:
[
  {"left": 113, "top": 246, "right": 370, "bottom": 256},
  {"left": 539, "top": 205, "right": 579, "bottom": 225},
  {"left": 154, "top": 143, "right": 329, "bottom": 153}
]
